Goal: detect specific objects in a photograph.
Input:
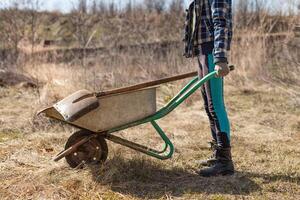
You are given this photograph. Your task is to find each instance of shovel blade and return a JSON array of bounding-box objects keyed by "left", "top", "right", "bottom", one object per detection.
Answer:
[{"left": 53, "top": 90, "right": 99, "bottom": 122}]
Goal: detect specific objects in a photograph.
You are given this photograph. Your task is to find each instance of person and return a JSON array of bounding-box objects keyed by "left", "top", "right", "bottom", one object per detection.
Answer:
[{"left": 184, "top": 0, "right": 234, "bottom": 177}]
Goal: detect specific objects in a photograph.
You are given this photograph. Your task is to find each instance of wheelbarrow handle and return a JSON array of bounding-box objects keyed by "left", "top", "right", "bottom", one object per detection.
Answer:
[{"left": 96, "top": 65, "right": 234, "bottom": 98}]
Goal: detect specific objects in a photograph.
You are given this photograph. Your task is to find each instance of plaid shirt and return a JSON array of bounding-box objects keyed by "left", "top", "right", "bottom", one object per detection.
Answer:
[{"left": 195, "top": 0, "right": 232, "bottom": 63}]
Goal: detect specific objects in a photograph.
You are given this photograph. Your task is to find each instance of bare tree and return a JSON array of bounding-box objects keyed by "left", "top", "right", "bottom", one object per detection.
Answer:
[
  {"left": 108, "top": 1, "right": 116, "bottom": 16},
  {"left": 235, "top": 0, "right": 250, "bottom": 28},
  {"left": 69, "top": 0, "right": 99, "bottom": 88},
  {"left": 0, "top": 1, "right": 28, "bottom": 67},
  {"left": 26, "top": 0, "right": 41, "bottom": 54},
  {"left": 91, "top": 0, "right": 98, "bottom": 14},
  {"left": 78, "top": 0, "right": 88, "bottom": 14},
  {"left": 70, "top": 12, "right": 93, "bottom": 48},
  {"left": 144, "top": 0, "right": 165, "bottom": 13},
  {"left": 251, "top": 0, "right": 268, "bottom": 24},
  {"left": 24, "top": 0, "right": 42, "bottom": 101},
  {"left": 98, "top": 0, "right": 107, "bottom": 14},
  {"left": 125, "top": 0, "right": 133, "bottom": 14},
  {"left": 169, "top": 0, "right": 184, "bottom": 14}
]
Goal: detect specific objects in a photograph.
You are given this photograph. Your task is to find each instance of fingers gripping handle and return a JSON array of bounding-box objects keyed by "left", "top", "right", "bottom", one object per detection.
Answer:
[
  {"left": 215, "top": 65, "right": 235, "bottom": 77},
  {"left": 229, "top": 65, "right": 235, "bottom": 71}
]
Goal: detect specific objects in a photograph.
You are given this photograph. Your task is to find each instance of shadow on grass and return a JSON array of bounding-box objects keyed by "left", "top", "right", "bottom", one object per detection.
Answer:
[
  {"left": 89, "top": 156, "right": 262, "bottom": 199},
  {"left": 244, "top": 171, "right": 300, "bottom": 185}
]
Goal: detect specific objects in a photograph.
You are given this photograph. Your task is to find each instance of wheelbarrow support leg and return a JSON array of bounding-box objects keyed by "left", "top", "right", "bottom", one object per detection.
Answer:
[
  {"left": 105, "top": 120, "right": 174, "bottom": 160},
  {"left": 150, "top": 120, "right": 174, "bottom": 158}
]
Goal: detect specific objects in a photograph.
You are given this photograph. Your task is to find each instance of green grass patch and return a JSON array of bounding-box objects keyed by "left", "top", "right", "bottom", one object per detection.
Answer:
[
  {"left": 210, "top": 195, "right": 229, "bottom": 200},
  {"left": 0, "top": 129, "right": 22, "bottom": 142}
]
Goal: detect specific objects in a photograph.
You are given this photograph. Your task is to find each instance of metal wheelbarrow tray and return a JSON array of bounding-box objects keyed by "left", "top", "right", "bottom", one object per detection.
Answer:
[
  {"left": 39, "top": 66, "right": 234, "bottom": 168},
  {"left": 42, "top": 88, "right": 157, "bottom": 133}
]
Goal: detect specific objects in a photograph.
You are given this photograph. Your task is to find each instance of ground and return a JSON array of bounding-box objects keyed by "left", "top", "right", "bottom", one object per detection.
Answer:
[{"left": 0, "top": 81, "right": 299, "bottom": 200}]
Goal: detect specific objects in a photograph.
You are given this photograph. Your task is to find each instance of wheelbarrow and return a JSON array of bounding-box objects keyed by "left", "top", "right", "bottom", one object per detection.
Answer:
[{"left": 38, "top": 66, "right": 234, "bottom": 168}]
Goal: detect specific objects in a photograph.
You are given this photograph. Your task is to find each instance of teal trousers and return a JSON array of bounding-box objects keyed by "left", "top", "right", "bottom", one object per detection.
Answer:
[{"left": 197, "top": 54, "right": 231, "bottom": 147}]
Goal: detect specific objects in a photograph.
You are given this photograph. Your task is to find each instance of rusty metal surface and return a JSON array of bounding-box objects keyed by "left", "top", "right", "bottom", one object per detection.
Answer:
[
  {"left": 53, "top": 134, "right": 97, "bottom": 162},
  {"left": 64, "top": 131, "right": 104, "bottom": 168},
  {"left": 41, "top": 87, "right": 157, "bottom": 132}
]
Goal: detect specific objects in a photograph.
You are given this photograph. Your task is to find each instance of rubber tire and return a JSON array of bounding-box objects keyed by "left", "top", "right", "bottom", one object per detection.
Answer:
[{"left": 65, "top": 130, "right": 108, "bottom": 168}]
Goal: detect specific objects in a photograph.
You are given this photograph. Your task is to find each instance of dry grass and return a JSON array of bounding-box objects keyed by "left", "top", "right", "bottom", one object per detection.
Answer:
[
  {"left": 0, "top": 11, "right": 300, "bottom": 199},
  {"left": 1, "top": 41, "right": 300, "bottom": 199},
  {"left": 0, "top": 81, "right": 299, "bottom": 199}
]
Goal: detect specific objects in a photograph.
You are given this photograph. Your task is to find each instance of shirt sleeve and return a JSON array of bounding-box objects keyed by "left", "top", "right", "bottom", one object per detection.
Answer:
[{"left": 211, "top": 0, "right": 232, "bottom": 64}]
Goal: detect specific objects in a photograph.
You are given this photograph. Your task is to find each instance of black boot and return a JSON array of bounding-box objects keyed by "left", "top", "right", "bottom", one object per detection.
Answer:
[
  {"left": 198, "top": 147, "right": 234, "bottom": 177},
  {"left": 198, "top": 140, "right": 218, "bottom": 166}
]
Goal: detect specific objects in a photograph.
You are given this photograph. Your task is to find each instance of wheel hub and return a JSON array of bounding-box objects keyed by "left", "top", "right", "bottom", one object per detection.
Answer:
[
  {"left": 64, "top": 130, "right": 108, "bottom": 168},
  {"left": 69, "top": 137, "right": 102, "bottom": 165}
]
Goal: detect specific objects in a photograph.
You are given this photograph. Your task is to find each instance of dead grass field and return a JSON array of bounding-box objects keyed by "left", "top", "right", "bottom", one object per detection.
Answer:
[
  {"left": 0, "top": 15, "right": 300, "bottom": 198},
  {"left": 0, "top": 2, "right": 299, "bottom": 199},
  {"left": 0, "top": 67, "right": 299, "bottom": 199}
]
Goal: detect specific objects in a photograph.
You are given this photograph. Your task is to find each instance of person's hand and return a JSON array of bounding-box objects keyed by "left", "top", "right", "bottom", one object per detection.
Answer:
[{"left": 215, "top": 62, "right": 230, "bottom": 77}]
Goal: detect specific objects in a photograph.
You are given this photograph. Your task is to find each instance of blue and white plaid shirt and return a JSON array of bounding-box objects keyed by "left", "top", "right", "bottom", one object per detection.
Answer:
[{"left": 195, "top": 0, "right": 232, "bottom": 63}]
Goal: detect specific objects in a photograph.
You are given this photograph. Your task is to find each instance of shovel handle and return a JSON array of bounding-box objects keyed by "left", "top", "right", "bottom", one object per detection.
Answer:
[{"left": 96, "top": 65, "right": 234, "bottom": 98}]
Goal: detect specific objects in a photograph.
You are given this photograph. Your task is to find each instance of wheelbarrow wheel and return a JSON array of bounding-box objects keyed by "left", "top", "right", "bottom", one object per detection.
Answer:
[{"left": 65, "top": 130, "right": 108, "bottom": 168}]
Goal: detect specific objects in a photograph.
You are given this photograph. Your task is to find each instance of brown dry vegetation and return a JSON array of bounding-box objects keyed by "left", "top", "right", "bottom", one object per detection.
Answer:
[{"left": 0, "top": 1, "right": 300, "bottom": 200}]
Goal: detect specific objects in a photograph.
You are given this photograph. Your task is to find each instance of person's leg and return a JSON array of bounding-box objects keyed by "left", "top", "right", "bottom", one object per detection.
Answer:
[
  {"left": 197, "top": 56, "right": 218, "bottom": 166},
  {"left": 204, "top": 54, "right": 230, "bottom": 148},
  {"left": 197, "top": 57, "right": 217, "bottom": 142},
  {"left": 198, "top": 55, "right": 230, "bottom": 145},
  {"left": 198, "top": 54, "right": 234, "bottom": 176}
]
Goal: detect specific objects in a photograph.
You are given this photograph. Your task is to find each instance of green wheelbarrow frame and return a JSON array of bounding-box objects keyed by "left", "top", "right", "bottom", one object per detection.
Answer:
[
  {"left": 49, "top": 67, "right": 234, "bottom": 164},
  {"left": 102, "top": 70, "right": 223, "bottom": 160}
]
